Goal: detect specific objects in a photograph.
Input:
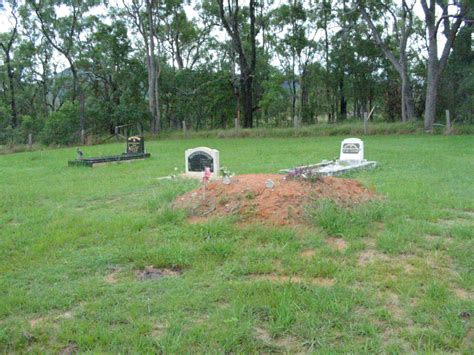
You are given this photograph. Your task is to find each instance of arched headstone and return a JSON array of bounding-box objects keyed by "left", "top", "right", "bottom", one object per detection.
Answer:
[
  {"left": 185, "top": 147, "right": 220, "bottom": 178},
  {"left": 339, "top": 138, "right": 364, "bottom": 163}
]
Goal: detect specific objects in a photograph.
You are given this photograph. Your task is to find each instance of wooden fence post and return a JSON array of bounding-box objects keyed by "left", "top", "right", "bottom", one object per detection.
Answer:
[
  {"left": 182, "top": 120, "right": 188, "bottom": 139},
  {"left": 445, "top": 110, "right": 451, "bottom": 134},
  {"left": 364, "top": 112, "right": 369, "bottom": 135},
  {"left": 28, "top": 133, "right": 32, "bottom": 149}
]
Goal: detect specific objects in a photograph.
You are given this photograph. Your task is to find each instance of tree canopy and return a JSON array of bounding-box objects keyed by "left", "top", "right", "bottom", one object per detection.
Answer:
[{"left": 0, "top": 0, "right": 472, "bottom": 144}]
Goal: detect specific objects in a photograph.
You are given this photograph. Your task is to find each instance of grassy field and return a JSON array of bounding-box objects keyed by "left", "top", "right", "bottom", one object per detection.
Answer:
[{"left": 0, "top": 135, "right": 473, "bottom": 353}]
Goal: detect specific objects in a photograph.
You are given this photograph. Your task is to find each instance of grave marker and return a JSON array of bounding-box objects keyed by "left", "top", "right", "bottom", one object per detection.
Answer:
[
  {"left": 185, "top": 147, "right": 220, "bottom": 178},
  {"left": 339, "top": 138, "right": 364, "bottom": 163},
  {"left": 281, "top": 137, "right": 376, "bottom": 177},
  {"left": 69, "top": 136, "right": 150, "bottom": 167},
  {"left": 127, "top": 136, "right": 145, "bottom": 154}
]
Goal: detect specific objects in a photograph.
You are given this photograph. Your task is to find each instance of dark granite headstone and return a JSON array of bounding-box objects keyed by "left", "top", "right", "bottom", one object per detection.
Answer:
[
  {"left": 127, "top": 136, "right": 145, "bottom": 154},
  {"left": 188, "top": 151, "right": 214, "bottom": 172}
]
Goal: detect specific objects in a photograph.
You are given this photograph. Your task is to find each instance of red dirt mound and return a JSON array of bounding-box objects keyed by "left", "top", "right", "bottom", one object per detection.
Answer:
[{"left": 174, "top": 174, "right": 376, "bottom": 226}]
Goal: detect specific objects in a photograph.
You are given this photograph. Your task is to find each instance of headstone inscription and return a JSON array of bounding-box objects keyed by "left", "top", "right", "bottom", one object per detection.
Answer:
[
  {"left": 185, "top": 147, "right": 220, "bottom": 178},
  {"left": 127, "top": 136, "right": 145, "bottom": 154}
]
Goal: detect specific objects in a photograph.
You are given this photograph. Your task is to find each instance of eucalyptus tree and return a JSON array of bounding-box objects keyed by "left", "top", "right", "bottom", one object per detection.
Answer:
[
  {"left": 331, "top": 0, "right": 355, "bottom": 121},
  {"left": 160, "top": 0, "right": 211, "bottom": 70},
  {"left": 158, "top": 0, "right": 216, "bottom": 128},
  {"left": 27, "top": 0, "right": 102, "bottom": 103},
  {"left": 271, "top": 0, "right": 317, "bottom": 129},
  {"left": 420, "top": 0, "right": 470, "bottom": 131},
  {"left": 122, "top": 0, "right": 161, "bottom": 134},
  {"left": 356, "top": 0, "right": 417, "bottom": 122},
  {"left": 19, "top": 2, "right": 56, "bottom": 117},
  {"left": 318, "top": 0, "right": 335, "bottom": 122},
  {"left": 215, "top": 0, "right": 258, "bottom": 128},
  {"left": 80, "top": 19, "right": 140, "bottom": 132},
  {"left": 0, "top": 0, "right": 19, "bottom": 127},
  {"left": 439, "top": 20, "right": 473, "bottom": 122}
]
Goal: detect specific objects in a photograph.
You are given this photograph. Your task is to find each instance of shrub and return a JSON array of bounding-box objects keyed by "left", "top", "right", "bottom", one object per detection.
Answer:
[
  {"left": 40, "top": 101, "right": 80, "bottom": 145},
  {"left": 0, "top": 125, "right": 23, "bottom": 146}
]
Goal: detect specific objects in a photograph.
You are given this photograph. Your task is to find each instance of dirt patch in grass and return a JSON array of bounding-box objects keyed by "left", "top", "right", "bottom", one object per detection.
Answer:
[
  {"left": 151, "top": 322, "right": 168, "bottom": 338},
  {"left": 454, "top": 288, "right": 472, "bottom": 300},
  {"left": 175, "top": 174, "right": 375, "bottom": 226},
  {"left": 300, "top": 249, "right": 316, "bottom": 259},
  {"left": 435, "top": 218, "right": 473, "bottom": 228},
  {"left": 29, "top": 316, "right": 47, "bottom": 327},
  {"left": 60, "top": 342, "right": 78, "bottom": 355},
  {"left": 326, "top": 237, "right": 348, "bottom": 251},
  {"left": 29, "top": 309, "right": 75, "bottom": 328},
  {"left": 358, "top": 249, "right": 390, "bottom": 266},
  {"left": 443, "top": 209, "right": 474, "bottom": 219},
  {"left": 105, "top": 267, "right": 121, "bottom": 284},
  {"left": 250, "top": 273, "right": 334, "bottom": 287},
  {"left": 255, "top": 327, "right": 272, "bottom": 343},
  {"left": 137, "top": 266, "right": 181, "bottom": 280},
  {"left": 59, "top": 311, "right": 73, "bottom": 320},
  {"left": 255, "top": 327, "right": 300, "bottom": 349},
  {"left": 255, "top": 327, "right": 300, "bottom": 350},
  {"left": 385, "top": 292, "right": 407, "bottom": 321},
  {"left": 425, "top": 235, "right": 441, "bottom": 242}
]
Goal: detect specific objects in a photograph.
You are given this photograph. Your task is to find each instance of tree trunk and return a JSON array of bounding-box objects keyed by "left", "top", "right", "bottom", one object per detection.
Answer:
[
  {"left": 217, "top": 0, "right": 256, "bottom": 129},
  {"left": 404, "top": 79, "right": 416, "bottom": 121},
  {"left": 241, "top": 74, "right": 253, "bottom": 128},
  {"left": 420, "top": 0, "right": 465, "bottom": 131},
  {"left": 146, "top": 0, "right": 159, "bottom": 135},
  {"left": 1, "top": 36, "right": 18, "bottom": 128},
  {"left": 339, "top": 79, "right": 347, "bottom": 121},
  {"left": 5, "top": 53, "right": 17, "bottom": 128},
  {"left": 424, "top": 56, "right": 439, "bottom": 131},
  {"left": 67, "top": 58, "right": 78, "bottom": 102},
  {"left": 358, "top": 1, "right": 416, "bottom": 123}
]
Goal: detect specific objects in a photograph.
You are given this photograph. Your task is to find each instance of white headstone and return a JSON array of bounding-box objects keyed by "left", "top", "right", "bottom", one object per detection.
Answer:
[
  {"left": 185, "top": 147, "right": 220, "bottom": 178},
  {"left": 339, "top": 138, "right": 364, "bottom": 163}
]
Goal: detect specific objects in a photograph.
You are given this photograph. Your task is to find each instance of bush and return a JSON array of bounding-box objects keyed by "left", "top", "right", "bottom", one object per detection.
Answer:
[
  {"left": 0, "top": 125, "right": 23, "bottom": 146},
  {"left": 40, "top": 102, "right": 80, "bottom": 145}
]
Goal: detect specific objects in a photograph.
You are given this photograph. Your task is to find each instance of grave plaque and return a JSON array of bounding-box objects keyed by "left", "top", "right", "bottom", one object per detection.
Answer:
[
  {"left": 188, "top": 151, "right": 214, "bottom": 172},
  {"left": 127, "top": 136, "right": 145, "bottom": 154},
  {"left": 342, "top": 142, "right": 360, "bottom": 154},
  {"left": 185, "top": 147, "right": 220, "bottom": 178}
]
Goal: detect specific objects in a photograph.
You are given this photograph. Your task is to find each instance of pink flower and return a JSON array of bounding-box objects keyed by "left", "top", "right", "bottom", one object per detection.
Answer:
[{"left": 203, "top": 167, "right": 212, "bottom": 183}]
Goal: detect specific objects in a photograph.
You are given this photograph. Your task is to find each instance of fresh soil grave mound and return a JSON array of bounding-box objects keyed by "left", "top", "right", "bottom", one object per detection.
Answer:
[{"left": 174, "top": 174, "right": 375, "bottom": 226}]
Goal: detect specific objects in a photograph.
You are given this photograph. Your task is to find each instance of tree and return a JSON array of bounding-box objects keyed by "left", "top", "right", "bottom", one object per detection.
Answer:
[
  {"left": 216, "top": 0, "right": 258, "bottom": 128},
  {"left": 439, "top": 19, "right": 473, "bottom": 122},
  {"left": 272, "top": 0, "right": 317, "bottom": 129},
  {"left": 123, "top": 0, "right": 161, "bottom": 135},
  {"left": 420, "top": 0, "right": 469, "bottom": 131},
  {"left": 357, "top": 0, "right": 417, "bottom": 122},
  {"left": 0, "top": 0, "right": 19, "bottom": 127},
  {"left": 28, "top": 0, "right": 101, "bottom": 102},
  {"left": 160, "top": 0, "right": 209, "bottom": 70}
]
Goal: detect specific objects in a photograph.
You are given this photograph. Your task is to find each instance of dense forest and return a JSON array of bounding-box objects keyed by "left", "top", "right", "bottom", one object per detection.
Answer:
[{"left": 0, "top": 0, "right": 472, "bottom": 145}]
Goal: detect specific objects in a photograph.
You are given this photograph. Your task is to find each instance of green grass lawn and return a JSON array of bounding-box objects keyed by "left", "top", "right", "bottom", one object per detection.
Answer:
[{"left": 0, "top": 135, "right": 473, "bottom": 353}]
